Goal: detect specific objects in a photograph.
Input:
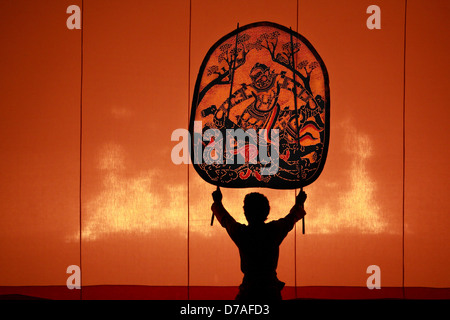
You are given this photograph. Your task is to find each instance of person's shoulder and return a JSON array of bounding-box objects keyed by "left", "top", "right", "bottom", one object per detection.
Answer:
[
  {"left": 225, "top": 218, "right": 246, "bottom": 232},
  {"left": 267, "top": 217, "right": 286, "bottom": 224},
  {"left": 264, "top": 220, "right": 282, "bottom": 230},
  {"left": 265, "top": 217, "right": 290, "bottom": 230}
]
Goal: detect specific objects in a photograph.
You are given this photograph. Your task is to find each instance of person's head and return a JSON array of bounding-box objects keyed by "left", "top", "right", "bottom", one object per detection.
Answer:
[
  {"left": 243, "top": 192, "right": 270, "bottom": 225},
  {"left": 250, "top": 63, "right": 274, "bottom": 90}
]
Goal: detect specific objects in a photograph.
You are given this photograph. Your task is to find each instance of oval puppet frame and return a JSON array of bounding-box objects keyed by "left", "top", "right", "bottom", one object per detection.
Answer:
[{"left": 189, "top": 21, "right": 330, "bottom": 189}]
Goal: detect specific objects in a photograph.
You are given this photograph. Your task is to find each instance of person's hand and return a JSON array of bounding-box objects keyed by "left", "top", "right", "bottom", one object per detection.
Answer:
[
  {"left": 296, "top": 190, "right": 307, "bottom": 206},
  {"left": 212, "top": 187, "right": 223, "bottom": 203}
]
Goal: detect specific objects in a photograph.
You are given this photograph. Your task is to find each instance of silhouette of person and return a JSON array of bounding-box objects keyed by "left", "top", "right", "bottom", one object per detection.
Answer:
[{"left": 211, "top": 188, "right": 307, "bottom": 300}]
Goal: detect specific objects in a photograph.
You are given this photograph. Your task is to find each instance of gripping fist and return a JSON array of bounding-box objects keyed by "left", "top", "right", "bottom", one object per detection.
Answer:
[
  {"left": 296, "top": 190, "right": 307, "bottom": 206},
  {"left": 212, "top": 187, "right": 223, "bottom": 203}
]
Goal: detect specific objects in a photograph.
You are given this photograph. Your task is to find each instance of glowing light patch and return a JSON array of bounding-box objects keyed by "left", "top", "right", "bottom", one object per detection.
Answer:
[{"left": 304, "top": 122, "right": 387, "bottom": 234}]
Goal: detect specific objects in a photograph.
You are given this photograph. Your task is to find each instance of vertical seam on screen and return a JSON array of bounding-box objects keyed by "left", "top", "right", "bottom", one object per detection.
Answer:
[
  {"left": 402, "top": 0, "right": 407, "bottom": 300},
  {"left": 187, "top": 0, "right": 192, "bottom": 301},
  {"left": 79, "top": 0, "right": 84, "bottom": 301}
]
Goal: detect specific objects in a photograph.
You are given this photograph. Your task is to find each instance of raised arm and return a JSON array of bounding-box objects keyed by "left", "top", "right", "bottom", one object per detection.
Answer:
[
  {"left": 278, "top": 73, "right": 313, "bottom": 106},
  {"left": 213, "top": 84, "right": 254, "bottom": 129},
  {"left": 286, "top": 190, "right": 307, "bottom": 223},
  {"left": 210, "top": 187, "right": 246, "bottom": 245},
  {"left": 271, "top": 190, "right": 307, "bottom": 244},
  {"left": 211, "top": 188, "right": 238, "bottom": 228}
]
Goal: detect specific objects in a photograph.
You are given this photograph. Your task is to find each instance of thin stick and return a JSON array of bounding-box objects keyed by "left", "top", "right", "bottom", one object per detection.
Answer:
[
  {"left": 211, "top": 22, "right": 240, "bottom": 226},
  {"left": 290, "top": 28, "right": 305, "bottom": 234}
]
